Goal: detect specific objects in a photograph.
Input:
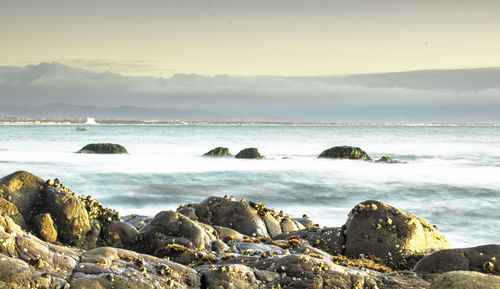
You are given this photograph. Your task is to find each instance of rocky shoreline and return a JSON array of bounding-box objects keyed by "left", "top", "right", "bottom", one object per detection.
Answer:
[{"left": 0, "top": 171, "right": 498, "bottom": 288}]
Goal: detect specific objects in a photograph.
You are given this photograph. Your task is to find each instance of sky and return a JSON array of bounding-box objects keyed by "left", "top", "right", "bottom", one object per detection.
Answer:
[
  {"left": 2, "top": 0, "right": 500, "bottom": 77},
  {"left": 1, "top": 1, "right": 500, "bottom": 122}
]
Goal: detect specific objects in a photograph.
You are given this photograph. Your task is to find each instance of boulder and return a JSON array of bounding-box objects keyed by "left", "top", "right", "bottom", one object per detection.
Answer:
[
  {"left": 414, "top": 244, "right": 500, "bottom": 278},
  {"left": 76, "top": 143, "right": 128, "bottom": 154},
  {"left": 32, "top": 213, "right": 58, "bottom": 243},
  {"left": 318, "top": 146, "right": 372, "bottom": 161},
  {"left": 198, "top": 264, "right": 261, "bottom": 289},
  {"left": 204, "top": 147, "right": 232, "bottom": 157},
  {"left": 235, "top": 148, "right": 263, "bottom": 159},
  {"left": 199, "top": 197, "right": 270, "bottom": 237},
  {"left": 280, "top": 217, "right": 305, "bottom": 233},
  {"left": 0, "top": 198, "right": 25, "bottom": 228},
  {"left": 103, "top": 221, "right": 139, "bottom": 249},
  {"left": 344, "top": 200, "right": 450, "bottom": 269},
  {"left": 138, "top": 210, "right": 215, "bottom": 254},
  {"left": 0, "top": 171, "right": 45, "bottom": 225},
  {"left": 41, "top": 186, "right": 91, "bottom": 246},
  {"left": 430, "top": 270, "right": 500, "bottom": 289}
]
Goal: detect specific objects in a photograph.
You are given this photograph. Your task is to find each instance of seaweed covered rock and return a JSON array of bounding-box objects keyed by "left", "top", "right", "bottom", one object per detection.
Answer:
[
  {"left": 203, "top": 147, "right": 232, "bottom": 157},
  {"left": 414, "top": 244, "right": 500, "bottom": 278},
  {"left": 429, "top": 270, "right": 500, "bottom": 289},
  {"left": 344, "top": 200, "right": 450, "bottom": 269},
  {"left": 0, "top": 170, "right": 45, "bottom": 226},
  {"left": 76, "top": 143, "right": 128, "bottom": 154},
  {"left": 375, "top": 156, "right": 404, "bottom": 163},
  {"left": 137, "top": 210, "right": 215, "bottom": 255},
  {"left": 318, "top": 146, "right": 372, "bottom": 161},
  {"left": 235, "top": 147, "right": 263, "bottom": 159}
]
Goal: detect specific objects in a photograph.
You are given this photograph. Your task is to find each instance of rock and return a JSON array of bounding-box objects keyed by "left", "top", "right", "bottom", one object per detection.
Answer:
[
  {"left": 76, "top": 143, "right": 128, "bottom": 154},
  {"left": 262, "top": 213, "right": 282, "bottom": 237},
  {"left": 375, "top": 156, "right": 404, "bottom": 163},
  {"left": 0, "top": 198, "right": 25, "bottom": 228},
  {"left": 344, "top": 200, "right": 450, "bottom": 269},
  {"left": 0, "top": 254, "right": 70, "bottom": 289},
  {"left": 41, "top": 186, "right": 91, "bottom": 247},
  {"left": 0, "top": 171, "right": 45, "bottom": 225},
  {"left": 318, "top": 146, "right": 372, "bottom": 161},
  {"left": 376, "top": 156, "right": 393, "bottom": 163},
  {"left": 32, "top": 213, "right": 58, "bottom": 243},
  {"left": 71, "top": 246, "right": 201, "bottom": 288},
  {"left": 235, "top": 148, "right": 263, "bottom": 159},
  {"left": 137, "top": 210, "right": 215, "bottom": 254},
  {"left": 429, "top": 270, "right": 500, "bottom": 289},
  {"left": 213, "top": 225, "right": 246, "bottom": 242},
  {"left": 103, "top": 221, "right": 139, "bottom": 249},
  {"left": 280, "top": 217, "right": 305, "bottom": 233},
  {"left": 274, "top": 227, "right": 345, "bottom": 256},
  {"left": 414, "top": 244, "right": 500, "bottom": 278},
  {"left": 199, "top": 197, "right": 270, "bottom": 237},
  {"left": 204, "top": 147, "right": 232, "bottom": 157},
  {"left": 292, "top": 216, "right": 316, "bottom": 228},
  {"left": 198, "top": 264, "right": 261, "bottom": 289},
  {"left": 122, "top": 214, "right": 151, "bottom": 231},
  {"left": 212, "top": 239, "right": 231, "bottom": 253}
]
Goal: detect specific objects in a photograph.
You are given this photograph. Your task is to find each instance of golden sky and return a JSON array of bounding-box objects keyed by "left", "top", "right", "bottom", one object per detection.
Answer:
[{"left": 1, "top": 0, "right": 500, "bottom": 77}]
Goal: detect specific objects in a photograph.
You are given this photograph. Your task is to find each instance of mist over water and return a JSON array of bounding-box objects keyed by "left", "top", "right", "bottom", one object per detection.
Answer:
[{"left": 1, "top": 125, "right": 499, "bottom": 247}]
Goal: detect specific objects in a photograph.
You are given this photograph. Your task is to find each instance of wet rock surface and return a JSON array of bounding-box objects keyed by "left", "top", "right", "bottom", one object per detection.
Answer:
[
  {"left": 203, "top": 147, "right": 232, "bottom": 157},
  {"left": 0, "top": 170, "right": 497, "bottom": 288},
  {"left": 76, "top": 143, "right": 128, "bottom": 154},
  {"left": 235, "top": 147, "right": 263, "bottom": 159},
  {"left": 318, "top": 145, "right": 372, "bottom": 161}
]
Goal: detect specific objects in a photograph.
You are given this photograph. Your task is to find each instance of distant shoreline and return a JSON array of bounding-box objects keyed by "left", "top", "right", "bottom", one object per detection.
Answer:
[{"left": 0, "top": 121, "right": 499, "bottom": 127}]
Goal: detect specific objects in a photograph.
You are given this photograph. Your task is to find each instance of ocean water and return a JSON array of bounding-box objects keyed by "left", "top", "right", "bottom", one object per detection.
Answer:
[{"left": 0, "top": 124, "right": 499, "bottom": 248}]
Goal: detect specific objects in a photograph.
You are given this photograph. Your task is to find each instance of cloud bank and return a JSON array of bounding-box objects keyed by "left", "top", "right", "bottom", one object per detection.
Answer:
[{"left": 1, "top": 62, "right": 500, "bottom": 122}]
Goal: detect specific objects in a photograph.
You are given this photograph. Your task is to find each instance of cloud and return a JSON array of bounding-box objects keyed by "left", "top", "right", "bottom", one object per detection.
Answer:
[{"left": 1, "top": 62, "right": 500, "bottom": 122}]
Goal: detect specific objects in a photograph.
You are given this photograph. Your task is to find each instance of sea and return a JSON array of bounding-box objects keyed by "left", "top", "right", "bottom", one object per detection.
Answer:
[{"left": 0, "top": 124, "right": 499, "bottom": 248}]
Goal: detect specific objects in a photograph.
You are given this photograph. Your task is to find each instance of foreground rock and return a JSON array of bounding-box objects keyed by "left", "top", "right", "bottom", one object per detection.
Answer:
[
  {"left": 344, "top": 200, "right": 450, "bottom": 269},
  {"left": 0, "top": 170, "right": 46, "bottom": 227},
  {"left": 235, "top": 148, "right": 263, "bottom": 159},
  {"left": 203, "top": 147, "right": 232, "bottom": 157},
  {"left": 76, "top": 143, "right": 128, "bottom": 154},
  {"left": 318, "top": 146, "right": 372, "bottom": 161},
  {"left": 414, "top": 244, "right": 500, "bottom": 278},
  {"left": 1, "top": 170, "right": 498, "bottom": 289},
  {"left": 429, "top": 270, "right": 500, "bottom": 289}
]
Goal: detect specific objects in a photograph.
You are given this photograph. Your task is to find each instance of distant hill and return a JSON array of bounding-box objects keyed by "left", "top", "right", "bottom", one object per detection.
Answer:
[{"left": 1, "top": 62, "right": 500, "bottom": 122}]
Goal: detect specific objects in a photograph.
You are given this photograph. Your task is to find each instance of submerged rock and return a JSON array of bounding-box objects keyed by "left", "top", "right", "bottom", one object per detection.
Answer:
[
  {"left": 414, "top": 244, "right": 500, "bottom": 278},
  {"left": 318, "top": 145, "right": 372, "bottom": 161},
  {"left": 344, "top": 200, "right": 450, "bottom": 269},
  {"left": 235, "top": 147, "right": 263, "bottom": 159},
  {"left": 204, "top": 147, "right": 232, "bottom": 157},
  {"left": 375, "top": 156, "right": 404, "bottom": 163},
  {"left": 76, "top": 143, "right": 128, "bottom": 154}
]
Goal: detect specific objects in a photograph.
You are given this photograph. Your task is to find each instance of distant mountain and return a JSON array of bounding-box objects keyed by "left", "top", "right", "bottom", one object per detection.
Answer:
[
  {"left": 0, "top": 103, "right": 273, "bottom": 121},
  {"left": 1, "top": 62, "right": 500, "bottom": 122}
]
